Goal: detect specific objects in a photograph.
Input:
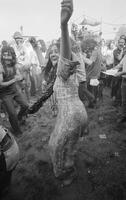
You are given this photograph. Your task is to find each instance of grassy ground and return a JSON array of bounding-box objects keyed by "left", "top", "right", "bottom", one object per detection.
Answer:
[{"left": 1, "top": 87, "right": 126, "bottom": 200}]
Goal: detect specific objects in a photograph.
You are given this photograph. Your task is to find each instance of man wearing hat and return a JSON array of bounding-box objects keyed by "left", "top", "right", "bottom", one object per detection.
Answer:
[{"left": 12, "top": 31, "right": 31, "bottom": 102}]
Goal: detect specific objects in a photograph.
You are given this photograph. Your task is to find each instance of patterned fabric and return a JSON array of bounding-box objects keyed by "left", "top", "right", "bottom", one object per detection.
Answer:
[
  {"left": 27, "top": 81, "right": 54, "bottom": 114},
  {"left": 49, "top": 55, "right": 88, "bottom": 178},
  {"left": 44, "top": 64, "right": 58, "bottom": 116},
  {"left": 0, "top": 126, "right": 19, "bottom": 171},
  {"left": 49, "top": 93, "right": 58, "bottom": 117}
]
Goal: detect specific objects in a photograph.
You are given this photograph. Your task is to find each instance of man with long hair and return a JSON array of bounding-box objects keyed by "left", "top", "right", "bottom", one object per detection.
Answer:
[{"left": 0, "top": 46, "right": 28, "bottom": 137}]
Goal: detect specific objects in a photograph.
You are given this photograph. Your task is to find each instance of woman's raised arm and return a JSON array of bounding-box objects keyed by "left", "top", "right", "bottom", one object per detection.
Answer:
[{"left": 60, "top": 0, "right": 73, "bottom": 60}]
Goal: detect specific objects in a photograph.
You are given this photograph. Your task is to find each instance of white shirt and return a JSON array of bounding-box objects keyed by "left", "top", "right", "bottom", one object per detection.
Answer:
[{"left": 105, "top": 49, "right": 114, "bottom": 65}]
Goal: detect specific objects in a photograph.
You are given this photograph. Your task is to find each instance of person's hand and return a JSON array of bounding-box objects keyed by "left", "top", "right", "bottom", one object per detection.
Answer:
[
  {"left": 121, "top": 47, "right": 124, "bottom": 52},
  {"left": 42, "top": 80, "right": 47, "bottom": 86},
  {"left": 22, "top": 65, "right": 30, "bottom": 72},
  {"left": 14, "top": 74, "right": 23, "bottom": 81},
  {"left": 83, "top": 52, "right": 87, "bottom": 58},
  {"left": 42, "top": 80, "right": 47, "bottom": 91},
  {"left": 113, "top": 64, "right": 120, "bottom": 70},
  {"left": 114, "top": 71, "right": 122, "bottom": 77},
  {"left": 61, "top": 0, "right": 73, "bottom": 26},
  {"left": 119, "top": 48, "right": 124, "bottom": 55}
]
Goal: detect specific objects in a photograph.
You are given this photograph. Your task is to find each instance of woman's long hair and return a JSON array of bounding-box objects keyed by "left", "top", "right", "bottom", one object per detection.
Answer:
[
  {"left": 44, "top": 42, "right": 60, "bottom": 84},
  {"left": 38, "top": 39, "right": 47, "bottom": 52},
  {"left": 1, "top": 46, "right": 17, "bottom": 67},
  {"left": 44, "top": 57, "right": 57, "bottom": 84}
]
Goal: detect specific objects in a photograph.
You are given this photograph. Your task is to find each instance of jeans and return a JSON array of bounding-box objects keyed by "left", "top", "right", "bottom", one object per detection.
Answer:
[
  {"left": 87, "top": 84, "right": 98, "bottom": 101},
  {"left": 1, "top": 90, "right": 28, "bottom": 135},
  {"left": 111, "top": 76, "right": 122, "bottom": 105},
  {"left": 121, "top": 78, "right": 126, "bottom": 117}
]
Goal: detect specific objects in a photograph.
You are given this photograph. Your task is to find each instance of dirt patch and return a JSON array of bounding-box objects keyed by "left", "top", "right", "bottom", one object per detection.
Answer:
[{"left": 1, "top": 88, "right": 126, "bottom": 200}]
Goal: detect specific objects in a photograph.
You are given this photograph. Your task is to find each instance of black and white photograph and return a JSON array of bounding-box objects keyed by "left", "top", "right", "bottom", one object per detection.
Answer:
[{"left": 0, "top": 0, "right": 126, "bottom": 199}]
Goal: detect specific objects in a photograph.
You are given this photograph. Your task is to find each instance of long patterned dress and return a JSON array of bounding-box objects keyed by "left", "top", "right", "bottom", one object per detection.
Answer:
[{"left": 48, "top": 54, "right": 88, "bottom": 178}]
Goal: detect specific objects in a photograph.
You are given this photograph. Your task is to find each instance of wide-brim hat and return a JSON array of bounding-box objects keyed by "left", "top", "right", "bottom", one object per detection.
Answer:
[{"left": 13, "top": 31, "right": 23, "bottom": 39}]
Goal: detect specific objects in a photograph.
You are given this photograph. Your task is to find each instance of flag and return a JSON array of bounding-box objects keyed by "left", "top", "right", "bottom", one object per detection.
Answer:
[{"left": 80, "top": 17, "right": 101, "bottom": 26}]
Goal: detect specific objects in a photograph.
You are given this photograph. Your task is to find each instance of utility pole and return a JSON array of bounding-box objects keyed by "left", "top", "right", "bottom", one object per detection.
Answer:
[{"left": 20, "top": 26, "right": 23, "bottom": 35}]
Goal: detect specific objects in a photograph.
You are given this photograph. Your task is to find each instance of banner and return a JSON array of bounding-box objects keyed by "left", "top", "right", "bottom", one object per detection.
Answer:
[{"left": 80, "top": 17, "right": 101, "bottom": 26}]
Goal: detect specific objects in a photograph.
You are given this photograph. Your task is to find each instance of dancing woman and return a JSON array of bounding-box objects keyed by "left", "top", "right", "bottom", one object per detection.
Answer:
[{"left": 48, "top": 0, "right": 88, "bottom": 186}]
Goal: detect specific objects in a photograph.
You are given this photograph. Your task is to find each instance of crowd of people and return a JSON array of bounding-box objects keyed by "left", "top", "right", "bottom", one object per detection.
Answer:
[
  {"left": 101, "top": 36, "right": 126, "bottom": 123},
  {"left": 0, "top": 0, "right": 126, "bottom": 196}
]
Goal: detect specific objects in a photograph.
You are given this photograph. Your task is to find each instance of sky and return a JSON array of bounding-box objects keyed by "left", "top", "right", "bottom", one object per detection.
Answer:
[{"left": 0, "top": 0, "right": 126, "bottom": 43}]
